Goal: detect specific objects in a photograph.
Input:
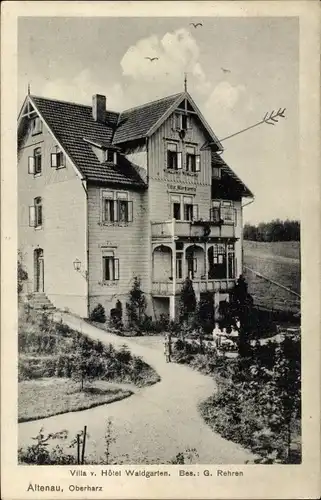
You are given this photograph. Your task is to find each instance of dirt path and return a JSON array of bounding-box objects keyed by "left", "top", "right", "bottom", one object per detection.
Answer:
[{"left": 19, "top": 313, "right": 254, "bottom": 464}]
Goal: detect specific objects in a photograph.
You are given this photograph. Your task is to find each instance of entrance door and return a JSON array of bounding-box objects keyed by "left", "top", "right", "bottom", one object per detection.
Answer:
[{"left": 34, "top": 249, "right": 44, "bottom": 292}]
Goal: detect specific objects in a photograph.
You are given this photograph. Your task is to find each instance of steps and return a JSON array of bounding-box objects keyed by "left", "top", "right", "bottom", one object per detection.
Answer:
[{"left": 28, "top": 293, "right": 55, "bottom": 310}]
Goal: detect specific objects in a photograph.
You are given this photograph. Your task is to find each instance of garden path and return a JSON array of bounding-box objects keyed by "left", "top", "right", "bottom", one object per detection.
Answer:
[{"left": 19, "top": 313, "right": 254, "bottom": 464}]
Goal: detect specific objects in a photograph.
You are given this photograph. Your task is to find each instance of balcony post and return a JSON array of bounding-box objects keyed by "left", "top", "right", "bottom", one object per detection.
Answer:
[
  {"left": 171, "top": 220, "right": 176, "bottom": 320},
  {"left": 204, "top": 241, "right": 208, "bottom": 288}
]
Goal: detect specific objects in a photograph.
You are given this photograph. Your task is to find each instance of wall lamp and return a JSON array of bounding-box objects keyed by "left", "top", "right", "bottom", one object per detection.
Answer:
[{"left": 73, "top": 258, "right": 88, "bottom": 279}]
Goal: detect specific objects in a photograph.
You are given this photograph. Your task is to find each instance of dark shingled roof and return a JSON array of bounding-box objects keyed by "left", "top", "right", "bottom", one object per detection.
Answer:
[
  {"left": 113, "top": 93, "right": 183, "bottom": 144},
  {"left": 212, "top": 152, "right": 253, "bottom": 198},
  {"left": 30, "top": 96, "right": 146, "bottom": 189}
]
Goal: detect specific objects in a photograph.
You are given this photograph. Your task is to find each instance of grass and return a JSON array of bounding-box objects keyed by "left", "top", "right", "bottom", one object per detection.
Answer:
[
  {"left": 18, "top": 305, "right": 160, "bottom": 422},
  {"left": 243, "top": 241, "right": 300, "bottom": 314},
  {"left": 18, "top": 378, "right": 133, "bottom": 422}
]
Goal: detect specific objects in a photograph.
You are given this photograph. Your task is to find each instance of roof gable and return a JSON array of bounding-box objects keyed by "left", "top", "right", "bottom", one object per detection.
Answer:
[
  {"left": 22, "top": 96, "right": 146, "bottom": 189},
  {"left": 113, "top": 93, "right": 183, "bottom": 145},
  {"left": 212, "top": 152, "right": 253, "bottom": 198}
]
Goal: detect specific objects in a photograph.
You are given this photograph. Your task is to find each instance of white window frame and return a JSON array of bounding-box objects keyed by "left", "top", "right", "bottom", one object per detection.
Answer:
[
  {"left": 29, "top": 197, "right": 43, "bottom": 228},
  {"left": 171, "top": 194, "right": 198, "bottom": 221},
  {"left": 211, "top": 200, "right": 235, "bottom": 225},
  {"left": 29, "top": 147, "right": 42, "bottom": 176},
  {"left": 102, "top": 251, "right": 120, "bottom": 281},
  {"left": 167, "top": 142, "right": 182, "bottom": 170},
  {"left": 101, "top": 190, "right": 133, "bottom": 224},
  {"left": 51, "top": 149, "right": 65, "bottom": 169},
  {"left": 106, "top": 149, "right": 118, "bottom": 164}
]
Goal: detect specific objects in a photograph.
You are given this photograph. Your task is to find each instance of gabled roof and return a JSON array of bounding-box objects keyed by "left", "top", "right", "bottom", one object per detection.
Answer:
[
  {"left": 212, "top": 152, "right": 253, "bottom": 198},
  {"left": 113, "top": 91, "right": 223, "bottom": 151},
  {"left": 113, "top": 93, "right": 183, "bottom": 144},
  {"left": 26, "top": 96, "right": 146, "bottom": 189}
]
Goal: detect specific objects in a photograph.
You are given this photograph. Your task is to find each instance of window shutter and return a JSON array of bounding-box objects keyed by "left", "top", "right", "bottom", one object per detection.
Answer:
[
  {"left": 114, "top": 259, "right": 119, "bottom": 280},
  {"left": 195, "top": 155, "right": 201, "bottom": 172},
  {"left": 51, "top": 153, "right": 57, "bottom": 168},
  {"left": 193, "top": 258, "right": 197, "bottom": 273},
  {"left": 193, "top": 204, "right": 199, "bottom": 220},
  {"left": 127, "top": 201, "right": 133, "bottom": 222},
  {"left": 177, "top": 152, "right": 182, "bottom": 169},
  {"left": 234, "top": 209, "right": 237, "bottom": 225},
  {"left": 28, "top": 157, "right": 35, "bottom": 174},
  {"left": 29, "top": 206, "right": 36, "bottom": 227}
]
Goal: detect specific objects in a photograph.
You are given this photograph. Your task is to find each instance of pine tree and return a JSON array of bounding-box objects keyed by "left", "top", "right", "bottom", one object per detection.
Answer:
[
  {"left": 126, "top": 277, "right": 146, "bottom": 328},
  {"left": 179, "top": 278, "right": 196, "bottom": 324}
]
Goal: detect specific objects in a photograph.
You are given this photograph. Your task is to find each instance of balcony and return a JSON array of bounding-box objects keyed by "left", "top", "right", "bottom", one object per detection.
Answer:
[
  {"left": 151, "top": 217, "right": 235, "bottom": 240},
  {"left": 152, "top": 279, "right": 235, "bottom": 296}
]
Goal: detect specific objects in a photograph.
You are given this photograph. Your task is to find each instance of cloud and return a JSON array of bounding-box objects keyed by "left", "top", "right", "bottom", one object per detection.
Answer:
[
  {"left": 41, "top": 69, "right": 128, "bottom": 110},
  {"left": 120, "top": 28, "right": 210, "bottom": 93},
  {"left": 205, "top": 81, "right": 246, "bottom": 111}
]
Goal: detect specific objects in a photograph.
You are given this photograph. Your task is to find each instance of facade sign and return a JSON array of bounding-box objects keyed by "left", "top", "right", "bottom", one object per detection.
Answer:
[{"left": 167, "top": 183, "right": 196, "bottom": 193}]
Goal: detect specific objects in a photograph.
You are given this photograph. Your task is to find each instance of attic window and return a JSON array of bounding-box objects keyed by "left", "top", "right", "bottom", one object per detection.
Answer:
[
  {"left": 31, "top": 117, "right": 42, "bottom": 136},
  {"left": 51, "top": 149, "right": 65, "bottom": 169},
  {"left": 106, "top": 150, "right": 118, "bottom": 164},
  {"left": 174, "top": 113, "right": 190, "bottom": 131}
]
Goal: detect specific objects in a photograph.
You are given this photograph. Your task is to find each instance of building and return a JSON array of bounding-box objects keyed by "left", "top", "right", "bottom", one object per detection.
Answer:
[{"left": 18, "top": 90, "right": 253, "bottom": 320}]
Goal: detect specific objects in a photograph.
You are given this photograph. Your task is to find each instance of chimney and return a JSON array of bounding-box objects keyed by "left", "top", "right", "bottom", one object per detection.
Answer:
[{"left": 92, "top": 94, "right": 106, "bottom": 122}]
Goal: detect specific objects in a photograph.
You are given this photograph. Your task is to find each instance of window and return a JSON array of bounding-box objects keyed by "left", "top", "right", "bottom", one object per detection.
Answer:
[
  {"left": 183, "top": 196, "right": 198, "bottom": 221},
  {"left": 171, "top": 194, "right": 198, "bottom": 221},
  {"left": 29, "top": 197, "right": 43, "bottom": 228},
  {"left": 103, "top": 191, "right": 115, "bottom": 222},
  {"left": 227, "top": 243, "right": 235, "bottom": 279},
  {"left": 106, "top": 149, "right": 117, "bottom": 163},
  {"left": 174, "top": 113, "right": 190, "bottom": 130},
  {"left": 208, "top": 243, "right": 226, "bottom": 279},
  {"left": 117, "top": 192, "right": 130, "bottom": 222},
  {"left": 51, "top": 149, "right": 65, "bottom": 168},
  {"left": 221, "top": 201, "right": 234, "bottom": 225},
  {"left": 210, "top": 200, "right": 235, "bottom": 224},
  {"left": 187, "top": 254, "right": 197, "bottom": 279},
  {"left": 186, "top": 146, "right": 200, "bottom": 173},
  {"left": 212, "top": 166, "right": 221, "bottom": 178},
  {"left": 176, "top": 251, "right": 183, "bottom": 279},
  {"left": 31, "top": 117, "right": 42, "bottom": 136},
  {"left": 102, "top": 191, "right": 133, "bottom": 223},
  {"left": 167, "top": 142, "right": 182, "bottom": 170},
  {"left": 28, "top": 148, "right": 42, "bottom": 175},
  {"left": 102, "top": 253, "right": 119, "bottom": 281}
]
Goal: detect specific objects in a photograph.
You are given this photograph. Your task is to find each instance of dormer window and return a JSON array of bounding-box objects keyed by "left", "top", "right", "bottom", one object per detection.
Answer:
[
  {"left": 31, "top": 116, "right": 42, "bottom": 136},
  {"left": 106, "top": 149, "right": 118, "bottom": 164}
]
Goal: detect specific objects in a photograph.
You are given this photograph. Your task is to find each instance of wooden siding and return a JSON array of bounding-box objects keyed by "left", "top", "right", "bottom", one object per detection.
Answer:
[{"left": 87, "top": 186, "right": 151, "bottom": 316}]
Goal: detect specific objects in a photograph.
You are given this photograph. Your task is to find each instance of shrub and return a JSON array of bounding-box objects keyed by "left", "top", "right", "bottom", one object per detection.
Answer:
[
  {"left": 126, "top": 277, "right": 147, "bottom": 328},
  {"left": 110, "top": 300, "right": 123, "bottom": 329},
  {"left": 90, "top": 304, "right": 106, "bottom": 323}
]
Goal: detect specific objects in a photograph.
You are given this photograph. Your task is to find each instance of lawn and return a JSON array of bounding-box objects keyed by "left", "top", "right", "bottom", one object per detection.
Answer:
[
  {"left": 18, "top": 378, "right": 133, "bottom": 422},
  {"left": 243, "top": 241, "right": 301, "bottom": 313}
]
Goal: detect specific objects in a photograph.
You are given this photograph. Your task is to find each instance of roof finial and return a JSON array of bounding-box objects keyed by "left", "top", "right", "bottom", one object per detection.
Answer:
[
  {"left": 184, "top": 72, "right": 187, "bottom": 93},
  {"left": 28, "top": 82, "right": 31, "bottom": 95}
]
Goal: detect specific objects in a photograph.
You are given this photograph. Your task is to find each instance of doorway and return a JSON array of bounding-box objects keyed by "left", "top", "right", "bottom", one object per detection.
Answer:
[{"left": 34, "top": 248, "right": 44, "bottom": 292}]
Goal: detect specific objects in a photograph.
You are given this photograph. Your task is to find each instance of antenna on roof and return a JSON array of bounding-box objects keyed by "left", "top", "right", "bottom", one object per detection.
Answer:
[
  {"left": 27, "top": 82, "right": 31, "bottom": 95},
  {"left": 184, "top": 72, "right": 187, "bottom": 93}
]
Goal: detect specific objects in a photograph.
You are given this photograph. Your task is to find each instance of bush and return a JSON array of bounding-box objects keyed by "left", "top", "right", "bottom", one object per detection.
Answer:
[{"left": 90, "top": 304, "right": 106, "bottom": 323}]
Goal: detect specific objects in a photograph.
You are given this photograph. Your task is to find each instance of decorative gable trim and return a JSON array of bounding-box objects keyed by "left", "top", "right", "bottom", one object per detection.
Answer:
[{"left": 146, "top": 92, "right": 224, "bottom": 152}]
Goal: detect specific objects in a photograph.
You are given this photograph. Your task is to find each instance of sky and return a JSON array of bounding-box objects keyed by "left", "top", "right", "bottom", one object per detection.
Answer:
[{"left": 18, "top": 16, "right": 299, "bottom": 224}]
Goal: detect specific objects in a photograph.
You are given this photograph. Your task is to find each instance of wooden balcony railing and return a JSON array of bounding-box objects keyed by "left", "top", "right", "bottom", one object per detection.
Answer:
[
  {"left": 151, "top": 219, "right": 235, "bottom": 240},
  {"left": 152, "top": 279, "right": 235, "bottom": 296}
]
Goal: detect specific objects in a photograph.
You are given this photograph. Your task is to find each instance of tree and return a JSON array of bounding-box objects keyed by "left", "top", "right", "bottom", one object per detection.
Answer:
[
  {"left": 71, "top": 336, "right": 96, "bottom": 391},
  {"left": 90, "top": 303, "right": 106, "bottom": 323},
  {"left": 18, "top": 252, "right": 28, "bottom": 296},
  {"left": 219, "top": 275, "right": 255, "bottom": 356},
  {"left": 179, "top": 278, "right": 196, "bottom": 325},
  {"left": 195, "top": 292, "right": 215, "bottom": 342},
  {"left": 126, "top": 277, "right": 147, "bottom": 329}
]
